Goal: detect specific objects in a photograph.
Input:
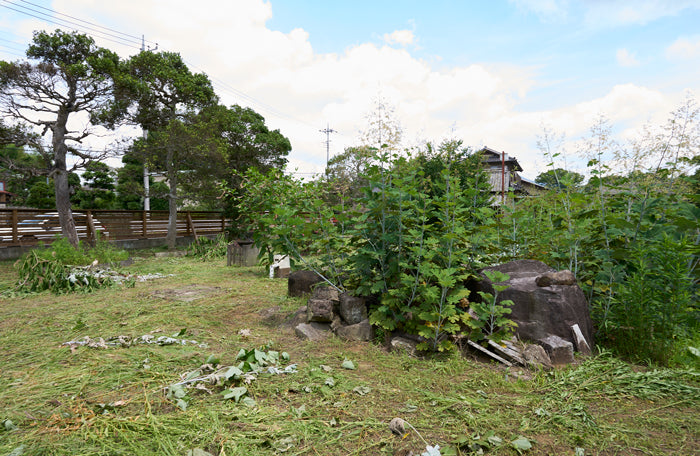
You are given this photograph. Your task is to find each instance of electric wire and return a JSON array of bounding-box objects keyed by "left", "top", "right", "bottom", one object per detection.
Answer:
[
  {"left": 0, "top": 0, "right": 143, "bottom": 49},
  {"left": 1, "top": 1, "right": 351, "bottom": 163},
  {"left": 17, "top": 0, "right": 156, "bottom": 47}
]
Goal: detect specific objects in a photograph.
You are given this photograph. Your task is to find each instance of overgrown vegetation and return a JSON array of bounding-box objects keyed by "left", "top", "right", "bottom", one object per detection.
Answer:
[
  {"left": 233, "top": 141, "right": 498, "bottom": 351},
  {"left": 232, "top": 97, "right": 698, "bottom": 366},
  {"left": 0, "top": 255, "right": 697, "bottom": 455},
  {"left": 12, "top": 237, "right": 131, "bottom": 294},
  {"left": 187, "top": 233, "right": 229, "bottom": 261}
]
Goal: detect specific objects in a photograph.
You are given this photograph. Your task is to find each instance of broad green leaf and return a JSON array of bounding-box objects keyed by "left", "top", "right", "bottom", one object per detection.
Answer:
[
  {"left": 223, "top": 366, "right": 243, "bottom": 380},
  {"left": 222, "top": 386, "right": 248, "bottom": 402},
  {"left": 205, "top": 354, "right": 220, "bottom": 365},
  {"left": 341, "top": 359, "right": 356, "bottom": 370},
  {"left": 241, "top": 396, "right": 257, "bottom": 408},
  {"left": 511, "top": 436, "right": 532, "bottom": 453},
  {"left": 168, "top": 384, "right": 187, "bottom": 399},
  {"left": 4, "top": 419, "right": 18, "bottom": 431}
]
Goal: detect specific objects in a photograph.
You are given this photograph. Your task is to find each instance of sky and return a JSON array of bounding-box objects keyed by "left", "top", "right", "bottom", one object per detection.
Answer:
[{"left": 1, "top": 0, "right": 699, "bottom": 179}]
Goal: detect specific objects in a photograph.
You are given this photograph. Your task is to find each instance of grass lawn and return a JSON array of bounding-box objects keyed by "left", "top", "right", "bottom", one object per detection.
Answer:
[{"left": 0, "top": 252, "right": 697, "bottom": 455}]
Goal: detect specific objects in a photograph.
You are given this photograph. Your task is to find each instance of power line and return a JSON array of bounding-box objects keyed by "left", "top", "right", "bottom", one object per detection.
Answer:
[
  {"left": 1, "top": 1, "right": 341, "bottom": 160},
  {"left": 17, "top": 0, "right": 155, "bottom": 46},
  {"left": 0, "top": 0, "right": 144, "bottom": 49}
]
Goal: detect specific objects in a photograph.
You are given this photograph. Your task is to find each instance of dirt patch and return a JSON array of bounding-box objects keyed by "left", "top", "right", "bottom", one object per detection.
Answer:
[{"left": 150, "top": 285, "right": 221, "bottom": 302}]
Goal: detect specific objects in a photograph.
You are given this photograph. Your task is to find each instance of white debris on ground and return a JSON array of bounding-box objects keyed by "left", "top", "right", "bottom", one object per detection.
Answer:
[
  {"left": 62, "top": 334, "right": 208, "bottom": 351},
  {"left": 135, "top": 273, "right": 175, "bottom": 282},
  {"left": 65, "top": 266, "right": 173, "bottom": 285}
]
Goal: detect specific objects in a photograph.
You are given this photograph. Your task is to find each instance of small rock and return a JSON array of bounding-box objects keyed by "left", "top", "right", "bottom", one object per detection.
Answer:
[
  {"left": 311, "top": 286, "right": 340, "bottom": 302},
  {"left": 390, "top": 336, "right": 418, "bottom": 357},
  {"left": 389, "top": 417, "right": 406, "bottom": 435},
  {"left": 521, "top": 343, "right": 553, "bottom": 370},
  {"left": 335, "top": 319, "right": 373, "bottom": 341},
  {"left": 307, "top": 299, "right": 335, "bottom": 322},
  {"left": 281, "top": 306, "right": 307, "bottom": 329},
  {"left": 538, "top": 334, "right": 575, "bottom": 365},
  {"left": 535, "top": 270, "right": 577, "bottom": 287},
  {"left": 294, "top": 323, "right": 331, "bottom": 341}
]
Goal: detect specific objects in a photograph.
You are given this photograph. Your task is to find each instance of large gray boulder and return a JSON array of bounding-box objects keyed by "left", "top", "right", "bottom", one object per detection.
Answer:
[{"left": 469, "top": 260, "right": 594, "bottom": 350}]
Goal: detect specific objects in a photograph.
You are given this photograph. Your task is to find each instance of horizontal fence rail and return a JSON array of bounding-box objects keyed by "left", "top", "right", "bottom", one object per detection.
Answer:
[{"left": 0, "top": 209, "right": 230, "bottom": 247}]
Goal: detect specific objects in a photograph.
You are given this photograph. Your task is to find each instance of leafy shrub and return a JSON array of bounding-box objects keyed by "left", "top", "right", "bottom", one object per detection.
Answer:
[
  {"left": 187, "top": 234, "right": 229, "bottom": 261},
  {"left": 467, "top": 270, "right": 517, "bottom": 343},
  {"left": 232, "top": 141, "right": 498, "bottom": 351}
]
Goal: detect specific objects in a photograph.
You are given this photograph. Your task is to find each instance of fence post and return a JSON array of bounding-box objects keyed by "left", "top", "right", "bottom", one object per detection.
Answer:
[
  {"left": 86, "top": 210, "right": 96, "bottom": 245},
  {"left": 142, "top": 210, "right": 147, "bottom": 238},
  {"left": 11, "top": 209, "right": 18, "bottom": 243}
]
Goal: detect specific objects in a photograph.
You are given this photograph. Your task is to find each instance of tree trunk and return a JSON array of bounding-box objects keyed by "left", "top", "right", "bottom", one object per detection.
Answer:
[
  {"left": 165, "top": 145, "right": 178, "bottom": 250},
  {"left": 54, "top": 168, "right": 78, "bottom": 248},
  {"left": 52, "top": 110, "right": 79, "bottom": 248}
]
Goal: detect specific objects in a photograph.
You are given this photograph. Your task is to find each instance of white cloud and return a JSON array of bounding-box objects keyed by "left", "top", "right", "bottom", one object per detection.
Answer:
[
  {"left": 666, "top": 35, "right": 700, "bottom": 60},
  {"left": 616, "top": 48, "right": 639, "bottom": 67},
  {"left": 1, "top": 0, "right": 695, "bottom": 180},
  {"left": 382, "top": 29, "right": 415, "bottom": 46}
]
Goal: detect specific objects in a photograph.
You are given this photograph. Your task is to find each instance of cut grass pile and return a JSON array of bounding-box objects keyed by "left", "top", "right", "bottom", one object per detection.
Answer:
[{"left": 0, "top": 253, "right": 698, "bottom": 455}]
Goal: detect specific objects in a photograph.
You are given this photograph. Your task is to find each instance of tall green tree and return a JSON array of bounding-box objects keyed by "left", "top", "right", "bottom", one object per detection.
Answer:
[
  {"left": 76, "top": 161, "right": 116, "bottom": 209},
  {"left": 0, "top": 30, "right": 121, "bottom": 246},
  {"left": 193, "top": 103, "right": 291, "bottom": 212},
  {"left": 115, "top": 150, "right": 146, "bottom": 210},
  {"left": 118, "top": 51, "right": 218, "bottom": 248},
  {"left": 535, "top": 168, "right": 584, "bottom": 190}
]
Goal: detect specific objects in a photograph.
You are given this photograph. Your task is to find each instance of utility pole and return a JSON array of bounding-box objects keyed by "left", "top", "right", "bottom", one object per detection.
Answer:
[
  {"left": 141, "top": 35, "right": 150, "bottom": 211},
  {"left": 320, "top": 123, "right": 337, "bottom": 174}
]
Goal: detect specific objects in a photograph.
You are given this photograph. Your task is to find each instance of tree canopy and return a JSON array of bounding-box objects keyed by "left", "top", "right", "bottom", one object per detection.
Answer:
[
  {"left": 117, "top": 50, "right": 218, "bottom": 248},
  {"left": 0, "top": 29, "right": 121, "bottom": 246},
  {"left": 535, "top": 168, "right": 584, "bottom": 190}
]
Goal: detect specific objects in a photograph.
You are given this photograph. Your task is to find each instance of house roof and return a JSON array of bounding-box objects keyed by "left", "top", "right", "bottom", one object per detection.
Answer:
[
  {"left": 478, "top": 146, "right": 523, "bottom": 172},
  {"left": 519, "top": 175, "right": 547, "bottom": 188}
]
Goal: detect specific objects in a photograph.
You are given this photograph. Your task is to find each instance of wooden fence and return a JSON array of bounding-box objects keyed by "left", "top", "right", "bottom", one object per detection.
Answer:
[{"left": 0, "top": 208, "right": 229, "bottom": 247}]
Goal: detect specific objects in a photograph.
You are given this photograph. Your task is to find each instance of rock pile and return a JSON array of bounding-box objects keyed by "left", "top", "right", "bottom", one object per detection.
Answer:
[
  {"left": 288, "top": 258, "right": 595, "bottom": 367},
  {"left": 293, "top": 286, "right": 373, "bottom": 342}
]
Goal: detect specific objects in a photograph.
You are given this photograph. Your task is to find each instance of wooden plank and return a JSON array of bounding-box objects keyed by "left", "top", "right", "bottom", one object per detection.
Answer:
[
  {"left": 466, "top": 339, "right": 513, "bottom": 366},
  {"left": 186, "top": 212, "right": 199, "bottom": 244},
  {"left": 487, "top": 340, "right": 525, "bottom": 365},
  {"left": 571, "top": 324, "right": 592, "bottom": 356}
]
